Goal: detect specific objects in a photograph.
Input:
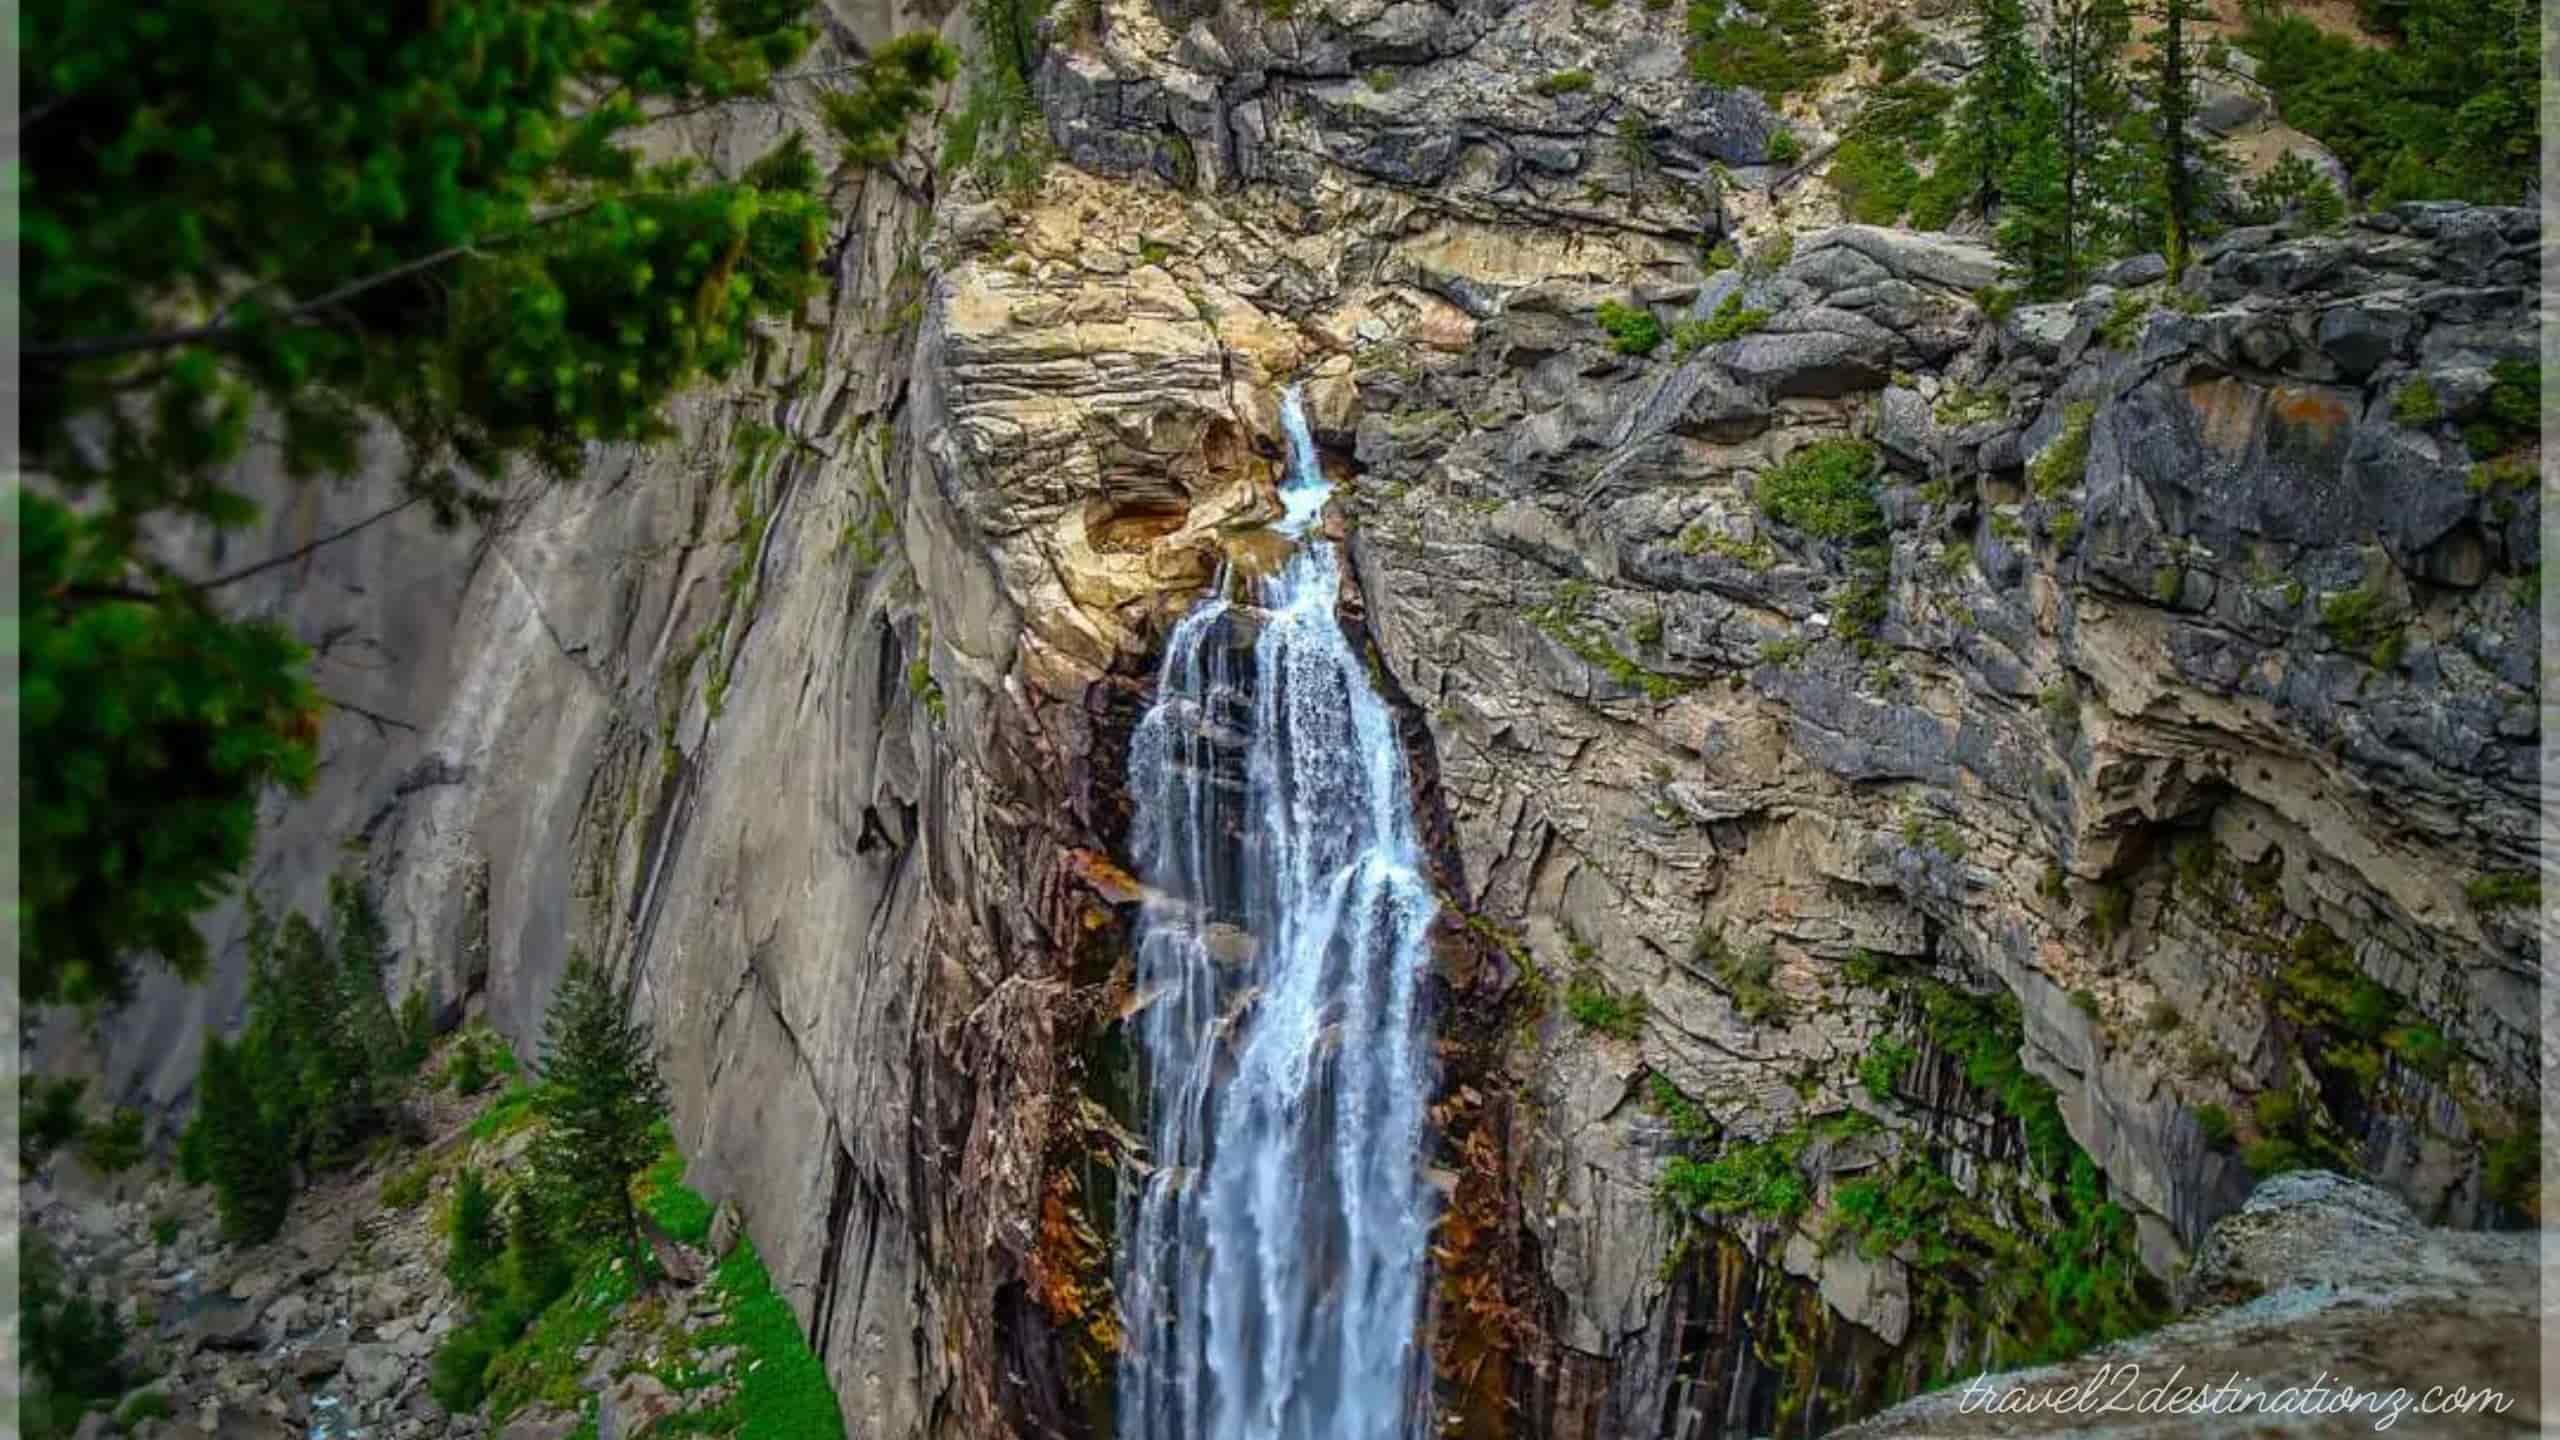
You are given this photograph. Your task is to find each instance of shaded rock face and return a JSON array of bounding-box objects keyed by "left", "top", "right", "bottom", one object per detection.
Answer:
[{"left": 50, "top": 2, "right": 2539, "bottom": 1438}]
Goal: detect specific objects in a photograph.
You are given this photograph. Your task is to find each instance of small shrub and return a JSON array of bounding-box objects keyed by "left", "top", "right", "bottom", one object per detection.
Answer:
[
  {"left": 79, "top": 1107, "right": 146, "bottom": 1175},
  {"left": 427, "top": 1316, "right": 508, "bottom": 1412},
  {"left": 2070, "top": 988, "right": 2102, "bottom": 1019},
  {"left": 2392, "top": 376, "right": 2441, "bottom": 425},
  {"left": 446, "top": 1168, "right": 501, "bottom": 1295},
  {"left": 1364, "top": 67, "right": 1395, "bottom": 92},
  {"left": 2045, "top": 506, "right": 2081, "bottom": 546},
  {"left": 2038, "top": 682, "right": 2079, "bottom": 743},
  {"left": 2195, "top": 1103, "right": 2234, "bottom": 1148},
  {"left": 1703, "top": 240, "right": 1740, "bottom": 272},
  {"left": 151, "top": 1213, "right": 182, "bottom": 1247},
  {"left": 1564, "top": 971, "right": 1647, "bottom": 1039},
  {"left": 1975, "top": 284, "right": 2022, "bottom": 321},
  {"left": 1670, "top": 293, "right": 1771, "bottom": 354},
  {"left": 1755, "top": 440, "right": 1882, "bottom": 541},
  {"left": 1537, "top": 68, "right": 1595, "bottom": 96},
  {"left": 1595, "top": 299, "right": 1664, "bottom": 356},
  {"left": 1764, "top": 127, "right": 1801, "bottom": 165},
  {"left": 2099, "top": 290, "right": 2154, "bottom": 349},
  {"left": 2145, "top": 1000, "right": 2183, "bottom": 1033},
  {"left": 118, "top": 1390, "right": 175, "bottom": 1426},
  {"left": 2151, "top": 566, "right": 2184, "bottom": 604},
  {"left": 448, "top": 1037, "right": 493, "bottom": 1097}
]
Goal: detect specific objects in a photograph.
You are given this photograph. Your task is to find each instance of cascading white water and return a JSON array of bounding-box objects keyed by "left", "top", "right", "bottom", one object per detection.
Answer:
[{"left": 1116, "top": 388, "right": 1438, "bottom": 1440}]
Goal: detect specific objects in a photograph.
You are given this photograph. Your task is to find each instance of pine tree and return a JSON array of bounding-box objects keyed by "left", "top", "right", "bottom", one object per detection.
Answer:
[
  {"left": 21, "top": 1, "right": 957, "bottom": 1010},
  {"left": 197, "top": 1034, "right": 292, "bottom": 1244},
  {"left": 531, "top": 953, "right": 672, "bottom": 1263},
  {"left": 447, "top": 1167, "right": 502, "bottom": 1297},
  {"left": 2135, "top": 0, "right": 2214, "bottom": 276},
  {"left": 1951, "top": 0, "right": 2045, "bottom": 216},
  {"left": 2046, "top": 0, "right": 2135, "bottom": 287},
  {"left": 503, "top": 1183, "right": 577, "bottom": 1313}
]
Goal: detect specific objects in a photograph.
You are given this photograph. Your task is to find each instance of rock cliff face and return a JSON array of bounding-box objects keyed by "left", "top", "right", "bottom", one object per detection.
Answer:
[{"left": 53, "top": 0, "right": 2540, "bottom": 1436}]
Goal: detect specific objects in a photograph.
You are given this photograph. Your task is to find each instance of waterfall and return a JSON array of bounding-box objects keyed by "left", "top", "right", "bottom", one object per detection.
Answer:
[{"left": 1116, "top": 388, "right": 1439, "bottom": 1440}]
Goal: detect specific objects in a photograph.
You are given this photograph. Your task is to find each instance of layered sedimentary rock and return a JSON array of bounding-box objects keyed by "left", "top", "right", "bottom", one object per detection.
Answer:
[{"left": 51, "top": 0, "right": 2540, "bottom": 1435}]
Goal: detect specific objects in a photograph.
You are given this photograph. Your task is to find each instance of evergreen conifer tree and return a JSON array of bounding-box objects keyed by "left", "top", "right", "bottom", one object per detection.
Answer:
[
  {"left": 2046, "top": 0, "right": 2135, "bottom": 287},
  {"left": 447, "top": 1167, "right": 502, "bottom": 1297},
  {"left": 531, "top": 953, "right": 672, "bottom": 1263},
  {"left": 2135, "top": 0, "right": 2215, "bottom": 275},
  {"left": 1951, "top": 0, "right": 2045, "bottom": 216},
  {"left": 197, "top": 1034, "right": 292, "bottom": 1244}
]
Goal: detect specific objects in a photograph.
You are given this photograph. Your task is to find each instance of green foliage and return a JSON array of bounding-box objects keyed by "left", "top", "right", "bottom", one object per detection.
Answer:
[
  {"left": 2144, "top": 999, "right": 2183, "bottom": 1033},
  {"left": 1671, "top": 294, "right": 1771, "bottom": 354},
  {"left": 23, "top": 1237, "right": 134, "bottom": 1439},
  {"left": 2318, "top": 580, "right": 2402, "bottom": 667},
  {"left": 1536, "top": 68, "right": 1596, "bottom": 96},
  {"left": 1859, "top": 1037, "right": 1917, "bottom": 1102},
  {"left": 448, "top": 1168, "right": 503, "bottom": 1296},
  {"left": 2195, "top": 1103, "right": 2234, "bottom": 1148},
  {"left": 21, "top": 1076, "right": 90, "bottom": 1174},
  {"left": 2098, "top": 290, "right": 2155, "bottom": 349},
  {"left": 1764, "top": 127, "right": 1802, "bottom": 166},
  {"left": 1694, "top": 929, "right": 1788, "bottom": 1023},
  {"left": 1649, "top": 1074, "right": 1717, "bottom": 1143},
  {"left": 2464, "top": 870, "right": 2539, "bottom": 911},
  {"left": 1565, "top": 971, "right": 1648, "bottom": 1039},
  {"left": 2392, "top": 376, "right": 2442, "bottom": 425},
  {"left": 1595, "top": 300, "right": 1664, "bottom": 356},
  {"left": 2243, "top": 151, "right": 2347, "bottom": 229},
  {"left": 195, "top": 1032, "right": 293, "bottom": 1244},
  {"left": 2029, "top": 403, "right": 2096, "bottom": 497},
  {"left": 2133, "top": 0, "right": 2225, "bottom": 274},
  {"left": 1755, "top": 440, "right": 1883, "bottom": 542},
  {"left": 399, "top": 987, "right": 436, "bottom": 1071},
  {"left": 532, "top": 952, "right": 674, "bottom": 1259},
  {"left": 450, "top": 1036, "right": 497, "bottom": 1097},
  {"left": 78, "top": 1107, "right": 147, "bottom": 1175},
  {"left": 640, "top": 1122, "right": 717, "bottom": 1245},
  {"left": 2240, "top": 0, "right": 2537, "bottom": 206},
  {"left": 1660, "top": 1130, "right": 1812, "bottom": 1221},
  {"left": 2463, "top": 360, "right": 2541, "bottom": 456},
  {"left": 468, "top": 1080, "right": 549, "bottom": 1143},
  {"left": 118, "top": 1389, "right": 175, "bottom": 1426},
  {"left": 20, "top": 3, "right": 955, "bottom": 1009},
  {"left": 701, "top": 1241, "right": 851, "bottom": 1440},
  {"left": 2482, "top": 1129, "right": 2539, "bottom": 1211},
  {"left": 152, "top": 1213, "right": 183, "bottom": 1247},
  {"left": 383, "top": 1158, "right": 435, "bottom": 1211},
  {"left": 944, "top": 0, "right": 1053, "bottom": 192},
  {"left": 166, "top": 880, "right": 437, "bottom": 1238},
  {"left": 1686, "top": 0, "right": 1844, "bottom": 98},
  {"left": 1975, "top": 284, "right": 2024, "bottom": 322}
]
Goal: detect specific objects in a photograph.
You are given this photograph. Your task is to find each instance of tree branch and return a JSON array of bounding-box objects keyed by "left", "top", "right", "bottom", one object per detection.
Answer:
[
  {"left": 194, "top": 494, "right": 429, "bottom": 592},
  {"left": 25, "top": 204, "right": 600, "bottom": 365}
]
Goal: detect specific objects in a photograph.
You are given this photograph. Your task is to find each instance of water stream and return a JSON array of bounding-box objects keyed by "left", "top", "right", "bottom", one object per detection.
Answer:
[{"left": 1116, "top": 388, "right": 1438, "bottom": 1440}]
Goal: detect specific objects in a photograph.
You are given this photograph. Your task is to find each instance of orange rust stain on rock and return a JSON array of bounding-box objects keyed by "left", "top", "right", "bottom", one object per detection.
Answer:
[
  {"left": 2273, "top": 385, "right": 2351, "bottom": 431},
  {"left": 2184, "top": 375, "right": 2266, "bottom": 456}
]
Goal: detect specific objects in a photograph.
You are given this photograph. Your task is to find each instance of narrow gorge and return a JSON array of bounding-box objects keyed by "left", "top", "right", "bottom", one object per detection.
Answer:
[{"left": 28, "top": 0, "right": 2545, "bottom": 1437}]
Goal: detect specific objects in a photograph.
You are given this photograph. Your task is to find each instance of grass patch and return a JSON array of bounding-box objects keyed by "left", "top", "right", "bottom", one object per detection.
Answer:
[
  {"left": 2464, "top": 870, "right": 2539, "bottom": 911},
  {"left": 640, "top": 1124, "right": 716, "bottom": 1246},
  {"left": 2392, "top": 376, "right": 2442, "bottom": 426},
  {"left": 466, "top": 1080, "right": 548, "bottom": 1143},
  {"left": 1536, "top": 68, "right": 1595, "bottom": 97},
  {"left": 1564, "top": 971, "right": 1648, "bottom": 1039},
  {"left": 695, "top": 1241, "right": 849, "bottom": 1440}
]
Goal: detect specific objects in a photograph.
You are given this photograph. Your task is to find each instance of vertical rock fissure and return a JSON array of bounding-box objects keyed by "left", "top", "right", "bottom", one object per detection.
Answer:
[{"left": 1115, "top": 389, "right": 1439, "bottom": 1440}]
